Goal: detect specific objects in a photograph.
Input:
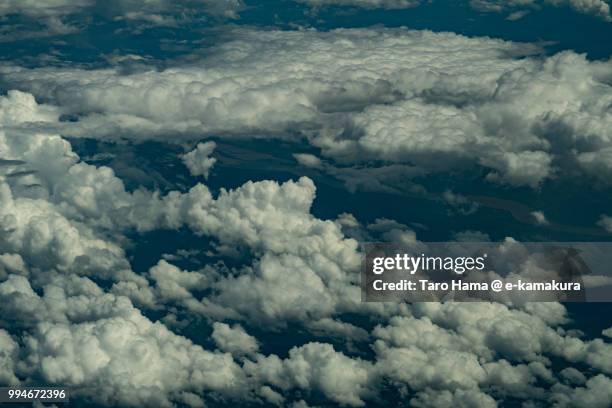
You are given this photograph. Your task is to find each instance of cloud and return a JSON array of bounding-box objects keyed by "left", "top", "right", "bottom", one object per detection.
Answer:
[
  {"left": 551, "top": 374, "right": 612, "bottom": 407},
  {"left": 560, "top": 367, "right": 587, "bottom": 384},
  {"left": 123, "top": 176, "right": 406, "bottom": 325},
  {"left": 0, "top": 0, "right": 244, "bottom": 39},
  {"left": 0, "top": 90, "right": 59, "bottom": 125},
  {"left": 410, "top": 302, "right": 612, "bottom": 374},
  {"left": 3, "top": 28, "right": 612, "bottom": 187},
  {"left": 0, "top": 89, "right": 397, "bottom": 327},
  {"left": 0, "top": 0, "right": 244, "bottom": 20},
  {"left": 0, "top": 0, "right": 92, "bottom": 18},
  {"left": 7, "top": 262, "right": 609, "bottom": 407},
  {"left": 0, "top": 329, "right": 19, "bottom": 386},
  {"left": 597, "top": 215, "right": 612, "bottom": 232},
  {"left": 0, "top": 274, "right": 247, "bottom": 406},
  {"left": 182, "top": 141, "right": 217, "bottom": 179},
  {"left": 530, "top": 210, "right": 549, "bottom": 225},
  {"left": 577, "top": 147, "right": 612, "bottom": 181},
  {"left": 443, "top": 190, "right": 479, "bottom": 215},
  {"left": 410, "top": 389, "right": 497, "bottom": 408},
  {"left": 211, "top": 322, "right": 259, "bottom": 356},
  {"left": 506, "top": 10, "right": 531, "bottom": 20},
  {"left": 297, "top": 0, "right": 611, "bottom": 20},
  {"left": 296, "top": 0, "right": 420, "bottom": 10},
  {"left": 245, "top": 342, "right": 374, "bottom": 407},
  {"left": 0, "top": 94, "right": 130, "bottom": 279},
  {"left": 305, "top": 318, "right": 370, "bottom": 343},
  {"left": 470, "top": 0, "right": 612, "bottom": 21},
  {"left": 369, "top": 303, "right": 612, "bottom": 405}
]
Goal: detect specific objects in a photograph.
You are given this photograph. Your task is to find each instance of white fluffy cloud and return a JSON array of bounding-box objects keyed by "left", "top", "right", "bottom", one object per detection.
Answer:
[
  {"left": 0, "top": 92, "right": 134, "bottom": 279},
  {"left": 369, "top": 302, "right": 612, "bottom": 406},
  {"left": 182, "top": 141, "right": 216, "bottom": 179},
  {"left": 123, "top": 176, "right": 404, "bottom": 325},
  {"left": 0, "top": 91, "right": 179, "bottom": 291},
  {"left": 0, "top": 274, "right": 247, "bottom": 407},
  {"left": 0, "top": 90, "right": 59, "bottom": 124},
  {"left": 211, "top": 322, "right": 259, "bottom": 356},
  {"left": 245, "top": 342, "right": 374, "bottom": 406},
  {"left": 4, "top": 28, "right": 612, "bottom": 187},
  {"left": 376, "top": 302, "right": 612, "bottom": 374},
  {"left": 552, "top": 374, "right": 612, "bottom": 407}
]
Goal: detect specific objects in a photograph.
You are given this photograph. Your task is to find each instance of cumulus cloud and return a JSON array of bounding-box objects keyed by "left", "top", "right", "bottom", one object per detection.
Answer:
[
  {"left": 560, "top": 367, "right": 587, "bottom": 384},
  {"left": 0, "top": 92, "right": 136, "bottom": 280},
  {"left": 3, "top": 28, "right": 612, "bottom": 187},
  {"left": 245, "top": 342, "right": 374, "bottom": 406},
  {"left": 0, "top": 90, "right": 59, "bottom": 124},
  {"left": 121, "top": 176, "right": 407, "bottom": 325},
  {"left": 369, "top": 302, "right": 612, "bottom": 405},
  {"left": 410, "top": 389, "right": 497, "bottom": 408},
  {"left": 0, "top": 93, "right": 194, "bottom": 306},
  {"left": 182, "top": 141, "right": 217, "bottom": 179},
  {"left": 0, "top": 274, "right": 247, "bottom": 406},
  {"left": 377, "top": 302, "right": 612, "bottom": 374},
  {"left": 551, "top": 374, "right": 612, "bottom": 407},
  {"left": 211, "top": 322, "right": 259, "bottom": 356}
]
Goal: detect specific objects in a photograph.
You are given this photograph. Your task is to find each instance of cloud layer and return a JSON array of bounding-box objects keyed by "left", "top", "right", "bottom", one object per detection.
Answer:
[
  {"left": 3, "top": 28, "right": 612, "bottom": 187},
  {"left": 471, "top": 0, "right": 612, "bottom": 21}
]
